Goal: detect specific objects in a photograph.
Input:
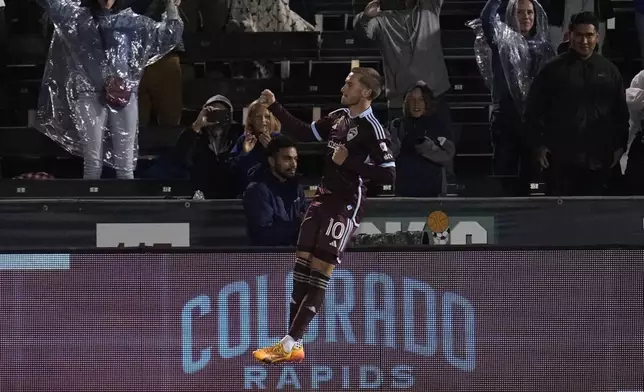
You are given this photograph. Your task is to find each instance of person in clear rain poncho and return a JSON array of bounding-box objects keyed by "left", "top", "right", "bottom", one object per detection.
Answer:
[
  {"left": 468, "top": 0, "right": 554, "bottom": 182},
  {"left": 36, "top": 0, "right": 183, "bottom": 179}
]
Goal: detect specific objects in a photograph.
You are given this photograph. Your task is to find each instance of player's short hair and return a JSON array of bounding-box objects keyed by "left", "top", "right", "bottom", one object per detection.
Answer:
[
  {"left": 569, "top": 12, "right": 599, "bottom": 33},
  {"left": 351, "top": 67, "right": 383, "bottom": 101},
  {"left": 267, "top": 135, "right": 297, "bottom": 158}
]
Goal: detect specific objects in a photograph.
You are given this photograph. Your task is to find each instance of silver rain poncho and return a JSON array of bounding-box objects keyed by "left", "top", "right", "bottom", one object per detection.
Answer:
[
  {"left": 36, "top": 0, "right": 183, "bottom": 175},
  {"left": 467, "top": 0, "right": 554, "bottom": 109}
]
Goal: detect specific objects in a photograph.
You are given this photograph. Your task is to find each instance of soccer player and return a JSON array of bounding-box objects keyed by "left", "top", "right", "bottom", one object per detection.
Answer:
[{"left": 252, "top": 67, "right": 396, "bottom": 364}]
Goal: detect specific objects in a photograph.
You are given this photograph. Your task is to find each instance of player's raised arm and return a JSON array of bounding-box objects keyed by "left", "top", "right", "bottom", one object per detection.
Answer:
[
  {"left": 260, "top": 90, "right": 340, "bottom": 142},
  {"left": 335, "top": 120, "right": 396, "bottom": 185}
]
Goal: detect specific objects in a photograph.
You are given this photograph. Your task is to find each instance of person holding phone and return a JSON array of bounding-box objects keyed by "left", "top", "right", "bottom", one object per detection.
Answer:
[
  {"left": 354, "top": 0, "right": 451, "bottom": 126},
  {"left": 144, "top": 95, "right": 244, "bottom": 198}
]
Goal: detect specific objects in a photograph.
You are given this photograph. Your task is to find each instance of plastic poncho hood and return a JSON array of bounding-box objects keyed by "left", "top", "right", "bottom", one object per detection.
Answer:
[{"left": 467, "top": 0, "right": 554, "bottom": 108}]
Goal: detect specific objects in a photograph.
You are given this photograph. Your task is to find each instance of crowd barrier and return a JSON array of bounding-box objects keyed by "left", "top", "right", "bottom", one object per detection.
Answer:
[
  {"left": 4, "top": 197, "right": 644, "bottom": 249},
  {"left": 0, "top": 247, "right": 642, "bottom": 392}
]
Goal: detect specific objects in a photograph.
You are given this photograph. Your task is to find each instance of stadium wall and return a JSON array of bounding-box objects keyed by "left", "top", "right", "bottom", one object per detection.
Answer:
[{"left": 0, "top": 247, "right": 642, "bottom": 392}]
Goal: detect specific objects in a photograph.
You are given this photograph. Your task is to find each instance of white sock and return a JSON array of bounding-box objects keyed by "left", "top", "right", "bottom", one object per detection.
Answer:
[{"left": 280, "top": 335, "right": 297, "bottom": 353}]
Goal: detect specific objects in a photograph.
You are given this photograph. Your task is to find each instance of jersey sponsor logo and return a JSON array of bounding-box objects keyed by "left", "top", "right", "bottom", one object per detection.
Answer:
[{"left": 347, "top": 127, "right": 358, "bottom": 141}]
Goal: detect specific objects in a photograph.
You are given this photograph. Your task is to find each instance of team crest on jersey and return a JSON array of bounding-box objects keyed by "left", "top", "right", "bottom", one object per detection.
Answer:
[
  {"left": 328, "top": 140, "right": 344, "bottom": 150},
  {"left": 379, "top": 142, "right": 388, "bottom": 151},
  {"left": 347, "top": 127, "right": 358, "bottom": 141}
]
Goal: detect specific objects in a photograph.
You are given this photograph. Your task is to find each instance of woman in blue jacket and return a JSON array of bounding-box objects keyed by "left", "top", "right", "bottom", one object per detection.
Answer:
[
  {"left": 36, "top": 0, "right": 183, "bottom": 179},
  {"left": 229, "top": 99, "right": 282, "bottom": 194}
]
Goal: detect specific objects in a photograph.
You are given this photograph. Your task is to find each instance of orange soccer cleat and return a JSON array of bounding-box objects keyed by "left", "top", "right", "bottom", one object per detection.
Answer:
[{"left": 252, "top": 342, "right": 305, "bottom": 364}]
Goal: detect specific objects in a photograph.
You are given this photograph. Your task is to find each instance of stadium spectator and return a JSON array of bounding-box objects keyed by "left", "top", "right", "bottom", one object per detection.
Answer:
[
  {"left": 555, "top": 14, "right": 602, "bottom": 55},
  {"left": 230, "top": 99, "right": 282, "bottom": 193},
  {"left": 523, "top": 12, "right": 629, "bottom": 196},
  {"left": 143, "top": 95, "right": 243, "bottom": 198},
  {"left": 354, "top": 0, "right": 451, "bottom": 125},
  {"left": 136, "top": 0, "right": 184, "bottom": 127},
  {"left": 476, "top": 0, "right": 554, "bottom": 180},
  {"left": 36, "top": 0, "right": 183, "bottom": 179},
  {"left": 390, "top": 81, "right": 455, "bottom": 197},
  {"left": 627, "top": 71, "right": 644, "bottom": 152},
  {"left": 622, "top": 70, "right": 644, "bottom": 193},
  {"left": 243, "top": 136, "right": 306, "bottom": 246},
  {"left": 541, "top": 0, "right": 613, "bottom": 53}
]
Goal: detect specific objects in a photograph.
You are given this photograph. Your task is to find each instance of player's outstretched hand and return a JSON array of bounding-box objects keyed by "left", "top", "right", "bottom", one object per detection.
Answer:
[
  {"left": 332, "top": 145, "right": 349, "bottom": 165},
  {"left": 260, "top": 89, "right": 276, "bottom": 106}
]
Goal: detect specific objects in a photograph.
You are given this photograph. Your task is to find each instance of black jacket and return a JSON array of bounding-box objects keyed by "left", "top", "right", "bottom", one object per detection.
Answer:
[
  {"left": 170, "top": 123, "right": 244, "bottom": 198},
  {"left": 242, "top": 169, "right": 307, "bottom": 246},
  {"left": 523, "top": 51, "right": 629, "bottom": 167}
]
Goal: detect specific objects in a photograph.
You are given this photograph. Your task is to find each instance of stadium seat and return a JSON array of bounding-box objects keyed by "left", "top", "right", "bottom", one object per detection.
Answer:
[{"left": 182, "top": 32, "right": 320, "bottom": 62}]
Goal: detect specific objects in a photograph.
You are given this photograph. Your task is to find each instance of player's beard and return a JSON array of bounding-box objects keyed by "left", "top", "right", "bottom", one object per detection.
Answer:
[{"left": 341, "top": 94, "right": 359, "bottom": 106}]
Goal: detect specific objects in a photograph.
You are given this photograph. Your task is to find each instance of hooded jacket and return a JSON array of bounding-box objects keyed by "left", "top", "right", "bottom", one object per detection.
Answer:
[
  {"left": 170, "top": 94, "right": 244, "bottom": 198},
  {"left": 474, "top": 0, "right": 554, "bottom": 112},
  {"left": 389, "top": 82, "right": 455, "bottom": 197},
  {"left": 242, "top": 167, "right": 307, "bottom": 246},
  {"left": 354, "top": 0, "right": 450, "bottom": 109}
]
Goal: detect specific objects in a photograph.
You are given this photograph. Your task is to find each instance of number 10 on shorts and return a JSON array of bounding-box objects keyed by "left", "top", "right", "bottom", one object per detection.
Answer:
[{"left": 326, "top": 218, "right": 349, "bottom": 249}]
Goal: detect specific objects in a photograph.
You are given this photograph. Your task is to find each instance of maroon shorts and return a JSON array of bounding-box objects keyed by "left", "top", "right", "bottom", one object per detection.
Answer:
[{"left": 296, "top": 200, "right": 362, "bottom": 264}]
